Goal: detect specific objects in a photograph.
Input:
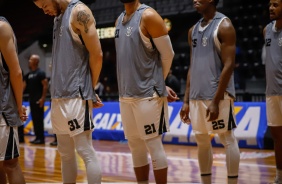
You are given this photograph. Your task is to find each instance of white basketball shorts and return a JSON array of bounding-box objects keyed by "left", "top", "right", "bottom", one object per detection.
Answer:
[
  {"left": 189, "top": 93, "right": 237, "bottom": 134},
  {"left": 0, "top": 114, "right": 20, "bottom": 161},
  {"left": 119, "top": 95, "right": 169, "bottom": 140},
  {"left": 51, "top": 98, "right": 94, "bottom": 137},
  {"left": 266, "top": 96, "right": 282, "bottom": 126}
]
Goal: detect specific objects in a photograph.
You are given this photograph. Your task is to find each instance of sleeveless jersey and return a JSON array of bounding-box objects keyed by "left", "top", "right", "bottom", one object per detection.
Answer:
[
  {"left": 51, "top": 0, "right": 96, "bottom": 101},
  {"left": 264, "top": 21, "right": 282, "bottom": 96},
  {"left": 190, "top": 12, "right": 235, "bottom": 100},
  {"left": 115, "top": 4, "right": 167, "bottom": 98},
  {"left": 0, "top": 17, "right": 22, "bottom": 127}
]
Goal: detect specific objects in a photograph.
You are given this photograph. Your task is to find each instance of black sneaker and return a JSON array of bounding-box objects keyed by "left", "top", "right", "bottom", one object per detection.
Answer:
[
  {"left": 50, "top": 141, "right": 58, "bottom": 146},
  {"left": 29, "top": 139, "right": 37, "bottom": 143},
  {"left": 31, "top": 140, "right": 45, "bottom": 144}
]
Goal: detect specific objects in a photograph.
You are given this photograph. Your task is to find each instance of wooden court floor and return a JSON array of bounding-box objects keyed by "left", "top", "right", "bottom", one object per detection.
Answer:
[{"left": 19, "top": 136, "right": 276, "bottom": 184}]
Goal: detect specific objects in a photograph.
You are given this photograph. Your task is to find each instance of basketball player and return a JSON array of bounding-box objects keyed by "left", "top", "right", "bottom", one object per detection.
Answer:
[
  {"left": 0, "top": 16, "right": 27, "bottom": 184},
  {"left": 32, "top": 0, "right": 103, "bottom": 183},
  {"left": 263, "top": 0, "right": 282, "bottom": 183},
  {"left": 179, "top": 0, "right": 240, "bottom": 183},
  {"left": 115, "top": 0, "right": 177, "bottom": 183}
]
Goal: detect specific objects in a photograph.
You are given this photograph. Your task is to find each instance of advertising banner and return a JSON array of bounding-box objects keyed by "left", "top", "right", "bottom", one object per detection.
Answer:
[{"left": 23, "top": 101, "right": 267, "bottom": 149}]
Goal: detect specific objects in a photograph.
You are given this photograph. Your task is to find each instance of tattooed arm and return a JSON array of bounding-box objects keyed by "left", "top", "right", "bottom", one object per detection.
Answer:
[{"left": 71, "top": 3, "right": 103, "bottom": 88}]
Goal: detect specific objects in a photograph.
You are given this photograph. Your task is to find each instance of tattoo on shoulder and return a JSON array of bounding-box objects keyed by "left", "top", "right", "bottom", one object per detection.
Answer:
[{"left": 77, "top": 10, "right": 90, "bottom": 33}]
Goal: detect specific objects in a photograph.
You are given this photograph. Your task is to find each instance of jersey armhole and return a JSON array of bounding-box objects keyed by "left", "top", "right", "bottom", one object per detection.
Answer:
[{"left": 213, "top": 17, "right": 227, "bottom": 54}]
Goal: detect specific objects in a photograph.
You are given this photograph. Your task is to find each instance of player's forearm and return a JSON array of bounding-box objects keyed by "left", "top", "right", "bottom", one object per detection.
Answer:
[
  {"left": 10, "top": 70, "right": 23, "bottom": 109},
  {"left": 183, "top": 69, "right": 191, "bottom": 104},
  {"left": 213, "top": 61, "right": 234, "bottom": 104},
  {"left": 89, "top": 53, "right": 103, "bottom": 88}
]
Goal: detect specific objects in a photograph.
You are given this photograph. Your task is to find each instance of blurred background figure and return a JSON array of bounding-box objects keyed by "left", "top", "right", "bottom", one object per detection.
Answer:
[
  {"left": 165, "top": 69, "right": 181, "bottom": 95},
  {"left": 50, "top": 134, "right": 57, "bottom": 146},
  {"left": 18, "top": 69, "right": 25, "bottom": 143},
  {"left": 95, "top": 79, "right": 105, "bottom": 97},
  {"left": 24, "top": 54, "right": 48, "bottom": 144}
]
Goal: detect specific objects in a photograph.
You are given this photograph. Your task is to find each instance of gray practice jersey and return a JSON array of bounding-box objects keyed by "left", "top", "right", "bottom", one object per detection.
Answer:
[
  {"left": 51, "top": 0, "right": 96, "bottom": 101},
  {"left": 264, "top": 21, "right": 282, "bottom": 96},
  {"left": 115, "top": 4, "right": 167, "bottom": 98},
  {"left": 0, "top": 17, "right": 22, "bottom": 127},
  {"left": 190, "top": 12, "right": 235, "bottom": 100}
]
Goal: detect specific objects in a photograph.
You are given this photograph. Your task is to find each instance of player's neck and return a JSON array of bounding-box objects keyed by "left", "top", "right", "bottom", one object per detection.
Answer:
[
  {"left": 60, "top": 0, "right": 72, "bottom": 14},
  {"left": 31, "top": 67, "right": 38, "bottom": 72},
  {"left": 275, "top": 19, "right": 282, "bottom": 31},
  {"left": 124, "top": 2, "right": 141, "bottom": 16},
  {"left": 202, "top": 10, "right": 216, "bottom": 27}
]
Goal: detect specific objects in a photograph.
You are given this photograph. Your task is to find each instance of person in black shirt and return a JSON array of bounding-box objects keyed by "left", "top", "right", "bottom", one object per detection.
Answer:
[
  {"left": 24, "top": 54, "right": 48, "bottom": 144},
  {"left": 165, "top": 69, "right": 181, "bottom": 94}
]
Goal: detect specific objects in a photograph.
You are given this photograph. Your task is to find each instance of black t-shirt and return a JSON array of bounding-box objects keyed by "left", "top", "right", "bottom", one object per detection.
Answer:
[
  {"left": 24, "top": 68, "right": 46, "bottom": 102},
  {"left": 165, "top": 74, "right": 181, "bottom": 94}
]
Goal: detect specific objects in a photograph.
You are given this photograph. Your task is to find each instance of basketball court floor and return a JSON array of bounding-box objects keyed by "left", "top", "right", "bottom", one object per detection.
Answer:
[{"left": 20, "top": 136, "right": 276, "bottom": 183}]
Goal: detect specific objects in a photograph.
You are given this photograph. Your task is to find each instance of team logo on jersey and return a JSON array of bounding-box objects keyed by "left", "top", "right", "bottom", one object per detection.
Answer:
[
  {"left": 279, "top": 37, "right": 282, "bottom": 46},
  {"left": 59, "top": 26, "right": 64, "bottom": 37},
  {"left": 125, "top": 26, "right": 133, "bottom": 37},
  {"left": 202, "top": 36, "right": 208, "bottom": 47}
]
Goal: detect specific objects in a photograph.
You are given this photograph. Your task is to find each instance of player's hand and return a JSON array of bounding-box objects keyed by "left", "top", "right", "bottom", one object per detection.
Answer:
[
  {"left": 93, "top": 94, "right": 104, "bottom": 108},
  {"left": 36, "top": 98, "right": 45, "bottom": 108},
  {"left": 166, "top": 86, "right": 179, "bottom": 102},
  {"left": 206, "top": 101, "right": 219, "bottom": 122},
  {"left": 180, "top": 103, "right": 191, "bottom": 125},
  {"left": 19, "top": 106, "right": 28, "bottom": 122}
]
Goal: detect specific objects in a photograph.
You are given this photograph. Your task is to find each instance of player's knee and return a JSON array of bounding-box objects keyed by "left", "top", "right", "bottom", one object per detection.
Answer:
[
  {"left": 3, "top": 159, "right": 19, "bottom": 173},
  {"left": 128, "top": 138, "right": 149, "bottom": 167},
  {"left": 195, "top": 134, "right": 212, "bottom": 147},
  {"left": 145, "top": 136, "right": 168, "bottom": 170},
  {"left": 58, "top": 146, "right": 76, "bottom": 162},
  {"left": 76, "top": 147, "right": 96, "bottom": 162},
  {"left": 218, "top": 131, "right": 237, "bottom": 147}
]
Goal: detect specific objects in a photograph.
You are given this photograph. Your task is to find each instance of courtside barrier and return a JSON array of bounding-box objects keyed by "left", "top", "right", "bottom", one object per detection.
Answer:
[{"left": 22, "top": 101, "right": 268, "bottom": 149}]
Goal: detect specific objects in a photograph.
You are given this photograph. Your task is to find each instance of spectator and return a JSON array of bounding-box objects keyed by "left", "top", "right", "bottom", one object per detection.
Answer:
[
  {"left": 24, "top": 54, "right": 48, "bottom": 144},
  {"left": 165, "top": 69, "right": 181, "bottom": 94}
]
